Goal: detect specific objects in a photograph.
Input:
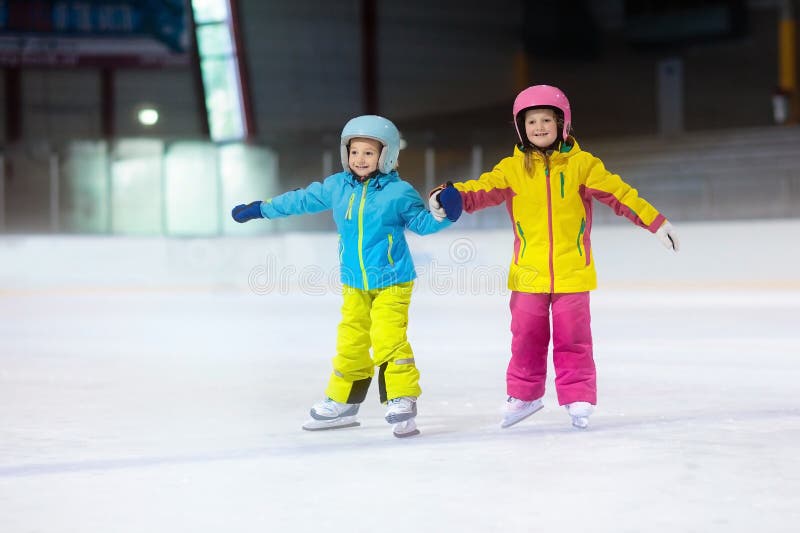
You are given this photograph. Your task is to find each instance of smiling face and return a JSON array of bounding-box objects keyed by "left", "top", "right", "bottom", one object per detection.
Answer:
[
  {"left": 347, "top": 138, "right": 382, "bottom": 178},
  {"left": 523, "top": 108, "right": 559, "bottom": 149}
]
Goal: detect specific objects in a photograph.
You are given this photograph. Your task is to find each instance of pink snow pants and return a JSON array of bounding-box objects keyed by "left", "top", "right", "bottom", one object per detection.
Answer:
[{"left": 507, "top": 291, "right": 596, "bottom": 406}]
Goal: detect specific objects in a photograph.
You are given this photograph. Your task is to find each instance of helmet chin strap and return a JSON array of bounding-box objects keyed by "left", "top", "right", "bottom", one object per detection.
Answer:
[
  {"left": 518, "top": 136, "right": 562, "bottom": 154},
  {"left": 350, "top": 168, "right": 381, "bottom": 182}
]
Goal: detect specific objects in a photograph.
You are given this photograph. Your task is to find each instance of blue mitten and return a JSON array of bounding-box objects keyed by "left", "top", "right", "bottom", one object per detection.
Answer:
[
  {"left": 438, "top": 182, "right": 463, "bottom": 222},
  {"left": 231, "top": 201, "right": 264, "bottom": 223}
]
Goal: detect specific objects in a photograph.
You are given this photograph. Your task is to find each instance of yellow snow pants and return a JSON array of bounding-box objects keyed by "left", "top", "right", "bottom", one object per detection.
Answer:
[{"left": 325, "top": 281, "right": 420, "bottom": 404}]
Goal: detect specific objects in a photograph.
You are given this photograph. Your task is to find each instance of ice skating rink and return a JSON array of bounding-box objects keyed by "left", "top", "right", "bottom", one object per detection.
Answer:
[{"left": 1, "top": 219, "right": 799, "bottom": 533}]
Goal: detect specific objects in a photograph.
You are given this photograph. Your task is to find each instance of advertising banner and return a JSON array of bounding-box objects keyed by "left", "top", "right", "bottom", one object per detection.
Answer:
[{"left": 0, "top": 0, "right": 190, "bottom": 67}]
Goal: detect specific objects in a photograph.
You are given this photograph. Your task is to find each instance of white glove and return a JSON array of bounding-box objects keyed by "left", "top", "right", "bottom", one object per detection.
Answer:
[
  {"left": 656, "top": 221, "right": 680, "bottom": 252},
  {"left": 428, "top": 190, "right": 447, "bottom": 222}
]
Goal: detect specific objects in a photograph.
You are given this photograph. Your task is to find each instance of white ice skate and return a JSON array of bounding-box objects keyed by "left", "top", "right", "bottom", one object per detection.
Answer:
[
  {"left": 391, "top": 418, "right": 420, "bottom": 438},
  {"left": 500, "top": 396, "right": 544, "bottom": 428},
  {"left": 565, "top": 401, "right": 593, "bottom": 429},
  {"left": 385, "top": 397, "right": 420, "bottom": 438},
  {"left": 302, "top": 398, "right": 360, "bottom": 431}
]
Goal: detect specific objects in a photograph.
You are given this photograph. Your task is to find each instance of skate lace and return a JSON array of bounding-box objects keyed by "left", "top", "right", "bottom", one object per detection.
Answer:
[
  {"left": 387, "top": 397, "right": 413, "bottom": 411},
  {"left": 505, "top": 396, "right": 532, "bottom": 411},
  {"left": 316, "top": 398, "right": 348, "bottom": 416}
]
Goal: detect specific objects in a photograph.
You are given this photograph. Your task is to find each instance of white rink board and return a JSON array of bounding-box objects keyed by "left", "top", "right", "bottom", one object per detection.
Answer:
[{"left": 1, "top": 218, "right": 798, "bottom": 292}]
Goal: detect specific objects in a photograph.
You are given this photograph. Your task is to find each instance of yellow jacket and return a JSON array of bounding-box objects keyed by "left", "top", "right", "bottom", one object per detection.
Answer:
[{"left": 454, "top": 140, "right": 666, "bottom": 293}]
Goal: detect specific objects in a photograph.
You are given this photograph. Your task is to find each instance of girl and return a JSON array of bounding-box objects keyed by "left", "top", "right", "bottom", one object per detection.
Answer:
[
  {"left": 430, "top": 85, "right": 679, "bottom": 429},
  {"left": 233, "top": 115, "right": 461, "bottom": 438}
]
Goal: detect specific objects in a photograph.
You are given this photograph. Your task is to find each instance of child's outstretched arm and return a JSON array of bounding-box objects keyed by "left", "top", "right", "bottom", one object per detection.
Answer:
[
  {"left": 433, "top": 164, "right": 513, "bottom": 214},
  {"left": 584, "top": 156, "right": 679, "bottom": 252},
  {"left": 399, "top": 185, "right": 454, "bottom": 235},
  {"left": 231, "top": 178, "right": 334, "bottom": 223},
  {"left": 584, "top": 156, "right": 663, "bottom": 230}
]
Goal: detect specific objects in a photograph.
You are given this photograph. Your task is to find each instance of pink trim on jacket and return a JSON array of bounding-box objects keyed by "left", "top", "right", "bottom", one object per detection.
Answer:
[
  {"left": 584, "top": 187, "right": 665, "bottom": 232},
  {"left": 580, "top": 187, "right": 593, "bottom": 266},
  {"left": 647, "top": 213, "right": 667, "bottom": 232},
  {"left": 460, "top": 188, "right": 515, "bottom": 213}
]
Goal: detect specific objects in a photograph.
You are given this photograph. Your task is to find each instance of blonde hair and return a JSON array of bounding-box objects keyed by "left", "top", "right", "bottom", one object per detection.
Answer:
[{"left": 523, "top": 149, "right": 549, "bottom": 175}]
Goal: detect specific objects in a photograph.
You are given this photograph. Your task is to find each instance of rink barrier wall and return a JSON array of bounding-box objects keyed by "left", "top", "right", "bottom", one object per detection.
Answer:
[{"left": 1, "top": 219, "right": 798, "bottom": 294}]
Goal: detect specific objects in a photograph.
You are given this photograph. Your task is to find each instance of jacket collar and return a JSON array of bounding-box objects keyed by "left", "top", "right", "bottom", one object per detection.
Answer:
[
  {"left": 344, "top": 170, "right": 399, "bottom": 189},
  {"left": 513, "top": 138, "right": 580, "bottom": 160}
]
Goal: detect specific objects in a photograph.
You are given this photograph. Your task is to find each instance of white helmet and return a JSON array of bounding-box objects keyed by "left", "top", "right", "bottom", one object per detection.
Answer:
[{"left": 340, "top": 115, "right": 401, "bottom": 174}]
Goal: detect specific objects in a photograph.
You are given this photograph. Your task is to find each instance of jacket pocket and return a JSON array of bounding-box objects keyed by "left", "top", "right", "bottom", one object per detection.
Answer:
[
  {"left": 345, "top": 192, "right": 355, "bottom": 220},
  {"left": 515, "top": 221, "right": 527, "bottom": 264},
  {"left": 338, "top": 234, "right": 344, "bottom": 263},
  {"left": 560, "top": 172, "right": 565, "bottom": 199},
  {"left": 386, "top": 234, "right": 395, "bottom": 265},
  {"left": 576, "top": 218, "right": 586, "bottom": 257}
]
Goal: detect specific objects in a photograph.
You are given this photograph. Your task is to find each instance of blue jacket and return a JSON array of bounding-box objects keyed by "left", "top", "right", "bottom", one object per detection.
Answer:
[{"left": 260, "top": 170, "right": 451, "bottom": 290}]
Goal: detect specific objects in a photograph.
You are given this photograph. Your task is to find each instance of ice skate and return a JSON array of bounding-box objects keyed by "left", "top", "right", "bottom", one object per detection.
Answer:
[
  {"left": 392, "top": 418, "right": 420, "bottom": 438},
  {"left": 500, "top": 396, "right": 544, "bottom": 428},
  {"left": 385, "top": 397, "right": 420, "bottom": 437},
  {"left": 302, "top": 398, "right": 361, "bottom": 431},
  {"left": 565, "top": 401, "right": 593, "bottom": 429},
  {"left": 385, "top": 397, "right": 417, "bottom": 423}
]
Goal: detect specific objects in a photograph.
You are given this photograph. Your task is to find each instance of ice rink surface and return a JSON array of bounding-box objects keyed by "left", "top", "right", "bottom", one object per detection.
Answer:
[{"left": 1, "top": 221, "right": 799, "bottom": 532}]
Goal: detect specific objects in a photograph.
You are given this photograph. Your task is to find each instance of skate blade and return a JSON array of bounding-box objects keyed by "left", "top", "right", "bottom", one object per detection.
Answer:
[
  {"left": 500, "top": 403, "right": 544, "bottom": 429},
  {"left": 571, "top": 416, "right": 589, "bottom": 429},
  {"left": 392, "top": 418, "right": 419, "bottom": 438},
  {"left": 393, "top": 428, "right": 421, "bottom": 438},
  {"left": 302, "top": 417, "right": 360, "bottom": 431}
]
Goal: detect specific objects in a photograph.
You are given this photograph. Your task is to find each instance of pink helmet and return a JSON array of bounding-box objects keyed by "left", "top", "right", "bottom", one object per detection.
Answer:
[{"left": 513, "top": 85, "right": 571, "bottom": 143}]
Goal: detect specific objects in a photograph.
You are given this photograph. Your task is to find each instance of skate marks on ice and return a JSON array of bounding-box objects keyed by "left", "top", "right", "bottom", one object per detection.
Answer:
[{"left": 2, "top": 406, "right": 796, "bottom": 479}]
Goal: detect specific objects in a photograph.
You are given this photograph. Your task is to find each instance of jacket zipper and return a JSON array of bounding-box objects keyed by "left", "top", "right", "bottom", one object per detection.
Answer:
[
  {"left": 560, "top": 172, "right": 565, "bottom": 198},
  {"left": 357, "top": 180, "right": 370, "bottom": 290},
  {"left": 338, "top": 234, "right": 344, "bottom": 263},
  {"left": 387, "top": 234, "right": 394, "bottom": 265},
  {"left": 545, "top": 165, "right": 555, "bottom": 293},
  {"left": 576, "top": 218, "right": 585, "bottom": 256}
]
